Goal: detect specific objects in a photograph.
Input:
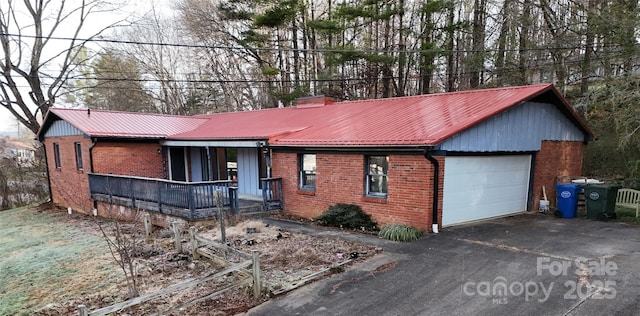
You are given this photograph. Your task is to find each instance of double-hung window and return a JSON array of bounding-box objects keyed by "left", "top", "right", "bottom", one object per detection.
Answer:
[
  {"left": 299, "top": 154, "right": 316, "bottom": 191},
  {"left": 366, "top": 156, "right": 388, "bottom": 197},
  {"left": 53, "top": 143, "right": 61, "bottom": 169},
  {"left": 74, "top": 142, "right": 83, "bottom": 170}
]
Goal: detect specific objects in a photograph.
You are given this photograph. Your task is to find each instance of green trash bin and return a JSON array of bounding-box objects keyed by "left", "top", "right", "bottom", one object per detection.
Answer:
[{"left": 584, "top": 184, "right": 620, "bottom": 221}]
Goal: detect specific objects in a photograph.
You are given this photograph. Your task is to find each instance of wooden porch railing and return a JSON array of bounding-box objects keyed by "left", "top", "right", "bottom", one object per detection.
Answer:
[
  {"left": 88, "top": 173, "right": 238, "bottom": 220},
  {"left": 261, "top": 177, "right": 283, "bottom": 211}
]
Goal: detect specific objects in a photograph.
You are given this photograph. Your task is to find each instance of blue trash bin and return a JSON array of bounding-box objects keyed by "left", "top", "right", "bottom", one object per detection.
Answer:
[{"left": 555, "top": 183, "right": 581, "bottom": 218}]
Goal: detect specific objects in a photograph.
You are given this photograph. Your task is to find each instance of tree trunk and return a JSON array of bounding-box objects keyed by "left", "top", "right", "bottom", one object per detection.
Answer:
[
  {"left": 292, "top": 15, "right": 301, "bottom": 89},
  {"left": 446, "top": 3, "right": 456, "bottom": 92},
  {"left": 580, "top": 0, "right": 596, "bottom": 94},
  {"left": 469, "top": 0, "right": 486, "bottom": 88},
  {"left": 518, "top": 0, "right": 531, "bottom": 85},
  {"left": 495, "top": 0, "right": 513, "bottom": 85},
  {"left": 396, "top": 0, "right": 406, "bottom": 97}
]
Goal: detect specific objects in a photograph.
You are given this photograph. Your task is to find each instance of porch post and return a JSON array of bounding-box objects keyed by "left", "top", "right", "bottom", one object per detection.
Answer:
[
  {"left": 188, "top": 185, "right": 195, "bottom": 217},
  {"left": 157, "top": 180, "right": 163, "bottom": 212},
  {"left": 206, "top": 146, "right": 212, "bottom": 181},
  {"left": 129, "top": 177, "right": 135, "bottom": 208},
  {"left": 264, "top": 147, "right": 272, "bottom": 178},
  {"left": 277, "top": 178, "right": 283, "bottom": 208}
]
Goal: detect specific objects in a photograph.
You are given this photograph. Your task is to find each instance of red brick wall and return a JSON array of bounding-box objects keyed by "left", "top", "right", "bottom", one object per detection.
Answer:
[
  {"left": 44, "top": 136, "right": 93, "bottom": 214},
  {"left": 44, "top": 137, "right": 165, "bottom": 214},
  {"left": 92, "top": 142, "right": 164, "bottom": 178},
  {"left": 271, "top": 152, "right": 444, "bottom": 232},
  {"left": 532, "top": 140, "right": 585, "bottom": 210}
]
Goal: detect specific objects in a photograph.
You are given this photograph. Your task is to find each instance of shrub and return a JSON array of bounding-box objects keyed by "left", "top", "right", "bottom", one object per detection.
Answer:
[
  {"left": 315, "top": 203, "right": 377, "bottom": 231},
  {"left": 378, "top": 224, "right": 424, "bottom": 242}
]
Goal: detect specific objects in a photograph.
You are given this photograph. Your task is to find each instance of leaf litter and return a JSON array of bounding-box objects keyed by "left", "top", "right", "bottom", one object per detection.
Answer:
[{"left": 1, "top": 207, "right": 379, "bottom": 315}]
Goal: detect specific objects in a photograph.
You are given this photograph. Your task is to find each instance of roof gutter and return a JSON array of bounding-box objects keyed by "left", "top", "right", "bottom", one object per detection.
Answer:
[
  {"left": 89, "top": 138, "right": 98, "bottom": 211},
  {"left": 424, "top": 147, "right": 440, "bottom": 234},
  {"left": 89, "top": 137, "right": 97, "bottom": 173}
]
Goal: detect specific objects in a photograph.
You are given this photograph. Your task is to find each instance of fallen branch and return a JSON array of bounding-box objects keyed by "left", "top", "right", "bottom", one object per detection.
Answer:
[
  {"left": 83, "top": 260, "right": 252, "bottom": 315},
  {"left": 197, "top": 247, "right": 252, "bottom": 278},
  {"left": 272, "top": 259, "right": 352, "bottom": 296},
  {"left": 155, "top": 278, "right": 252, "bottom": 316},
  {"left": 195, "top": 235, "right": 251, "bottom": 259}
]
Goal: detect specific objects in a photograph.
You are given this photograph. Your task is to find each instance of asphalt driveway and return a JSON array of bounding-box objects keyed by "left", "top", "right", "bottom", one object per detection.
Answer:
[{"left": 248, "top": 214, "right": 640, "bottom": 316}]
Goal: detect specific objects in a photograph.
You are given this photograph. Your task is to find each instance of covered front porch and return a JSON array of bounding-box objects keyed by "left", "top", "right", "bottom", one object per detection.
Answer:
[
  {"left": 88, "top": 173, "right": 283, "bottom": 220},
  {"left": 163, "top": 140, "right": 269, "bottom": 200}
]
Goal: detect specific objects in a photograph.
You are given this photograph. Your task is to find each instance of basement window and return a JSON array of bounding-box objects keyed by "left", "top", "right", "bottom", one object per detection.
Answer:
[
  {"left": 366, "top": 155, "right": 388, "bottom": 197},
  {"left": 299, "top": 154, "right": 316, "bottom": 191},
  {"left": 53, "top": 143, "right": 61, "bottom": 169},
  {"left": 74, "top": 142, "right": 83, "bottom": 170}
]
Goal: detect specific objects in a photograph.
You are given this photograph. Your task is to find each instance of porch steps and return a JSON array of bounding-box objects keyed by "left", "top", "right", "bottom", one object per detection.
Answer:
[{"left": 236, "top": 199, "right": 266, "bottom": 214}]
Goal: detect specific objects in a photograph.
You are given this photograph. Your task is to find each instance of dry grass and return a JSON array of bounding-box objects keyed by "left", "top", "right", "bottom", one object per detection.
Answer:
[
  {"left": 225, "top": 219, "right": 280, "bottom": 239},
  {"left": 3, "top": 206, "right": 378, "bottom": 315},
  {"left": 0, "top": 206, "right": 118, "bottom": 315}
]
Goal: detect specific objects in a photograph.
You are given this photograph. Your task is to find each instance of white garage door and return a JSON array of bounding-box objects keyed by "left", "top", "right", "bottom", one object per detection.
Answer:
[{"left": 442, "top": 155, "right": 531, "bottom": 226}]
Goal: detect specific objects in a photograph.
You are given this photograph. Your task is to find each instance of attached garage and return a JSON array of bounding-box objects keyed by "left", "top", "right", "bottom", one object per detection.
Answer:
[
  {"left": 433, "top": 90, "right": 594, "bottom": 228},
  {"left": 442, "top": 155, "right": 532, "bottom": 226}
]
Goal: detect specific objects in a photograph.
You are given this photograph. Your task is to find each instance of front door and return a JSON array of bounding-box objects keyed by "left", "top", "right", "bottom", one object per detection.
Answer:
[
  {"left": 169, "top": 147, "right": 186, "bottom": 181},
  {"left": 190, "top": 147, "right": 210, "bottom": 182},
  {"left": 237, "top": 148, "right": 261, "bottom": 197}
]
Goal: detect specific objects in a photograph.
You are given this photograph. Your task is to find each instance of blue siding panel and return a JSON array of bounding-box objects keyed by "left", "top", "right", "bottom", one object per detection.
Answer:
[
  {"left": 237, "top": 148, "right": 260, "bottom": 196},
  {"left": 190, "top": 147, "right": 203, "bottom": 182},
  {"left": 439, "top": 102, "right": 584, "bottom": 152},
  {"left": 44, "top": 120, "right": 83, "bottom": 137}
]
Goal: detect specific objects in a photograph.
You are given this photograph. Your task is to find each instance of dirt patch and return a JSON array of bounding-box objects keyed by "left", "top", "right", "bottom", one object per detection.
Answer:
[{"left": 3, "top": 206, "right": 379, "bottom": 315}]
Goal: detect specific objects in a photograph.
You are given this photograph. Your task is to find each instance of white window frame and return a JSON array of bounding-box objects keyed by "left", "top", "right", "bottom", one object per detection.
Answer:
[
  {"left": 299, "top": 153, "right": 316, "bottom": 191},
  {"left": 366, "top": 155, "right": 389, "bottom": 197}
]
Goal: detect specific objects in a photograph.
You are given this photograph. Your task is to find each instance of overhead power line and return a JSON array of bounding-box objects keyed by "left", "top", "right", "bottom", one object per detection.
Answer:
[
  {"left": 0, "top": 32, "right": 634, "bottom": 54},
  {"left": 7, "top": 49, "right": 631, "bottom": 92}
]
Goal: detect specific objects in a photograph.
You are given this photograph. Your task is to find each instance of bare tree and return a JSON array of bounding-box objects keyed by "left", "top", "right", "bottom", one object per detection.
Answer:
[
  {"left": 0, "top": 0, "right": 125, "bottom": 134},
  {"left": 97, "top": 210, "right": 142, "bottom": 298},
  {"left": 113, "top": 4, "right": 221, "bottom": 115}
]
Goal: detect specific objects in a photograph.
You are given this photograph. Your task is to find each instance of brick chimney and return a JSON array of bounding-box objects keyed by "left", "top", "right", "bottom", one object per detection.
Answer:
[{"left": 296, "top": 95, "right": 335, "bottom": 108}]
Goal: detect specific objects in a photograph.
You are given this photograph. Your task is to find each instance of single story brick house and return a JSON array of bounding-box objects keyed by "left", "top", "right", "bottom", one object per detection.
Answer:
[{"left": 37, "top": 84, "right": 593, "bottom": 232}]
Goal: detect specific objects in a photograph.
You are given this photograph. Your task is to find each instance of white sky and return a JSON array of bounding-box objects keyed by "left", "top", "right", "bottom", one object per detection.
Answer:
[{"left": 0, "top": 0, "right": 170, "bottom": 133}]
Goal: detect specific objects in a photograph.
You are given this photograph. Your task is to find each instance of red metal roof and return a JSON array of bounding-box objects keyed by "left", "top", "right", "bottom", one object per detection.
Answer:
[
  {"left": 171, "top": 83, "right": 592, "bottom": 147},
  {"left": 39, "top": 84, "right": 593, "bottom": 146},
  {"left": 42, "top": 108, "right": 208, "bottom": 138}
]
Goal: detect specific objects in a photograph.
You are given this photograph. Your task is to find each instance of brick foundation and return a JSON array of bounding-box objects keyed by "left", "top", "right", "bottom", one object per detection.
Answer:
[{"left": 95, "top": 201, "right": 187, "bottom": 228}]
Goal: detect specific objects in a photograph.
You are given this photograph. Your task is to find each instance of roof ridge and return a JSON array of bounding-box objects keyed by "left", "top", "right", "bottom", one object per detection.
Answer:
[
  {"left": 332, "top": 83, "right": 553, "bottom": 106},
  {"left": 50, "top": 107, "right": 207, "bottom": 120},
  {"left": 194, "top": 106, "right": 302, "bottom": 118}
]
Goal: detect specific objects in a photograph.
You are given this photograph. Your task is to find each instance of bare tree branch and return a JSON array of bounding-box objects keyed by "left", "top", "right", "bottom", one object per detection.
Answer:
[{"left": 0, "top": 0, "right": 127, "bottom": 134}]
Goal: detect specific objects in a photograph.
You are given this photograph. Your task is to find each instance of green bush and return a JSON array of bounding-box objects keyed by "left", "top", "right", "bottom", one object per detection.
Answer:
[
  {"left": 315, "top": 203, "right": 377, "bottom": 231},
  {"left": 378, "top": 224, "right": 424, "bottom": 242}
]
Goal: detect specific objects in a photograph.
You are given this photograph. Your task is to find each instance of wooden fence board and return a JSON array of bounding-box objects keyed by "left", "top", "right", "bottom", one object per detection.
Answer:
[
  {"left": 155, "top": 278, "right": 252, "bottom": 316},
  {"left": 87, "top": 260, "right": 251, "bottom": 315},
  {"left": 195, "top": 235, "right": 251, "bottom": 259}
]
